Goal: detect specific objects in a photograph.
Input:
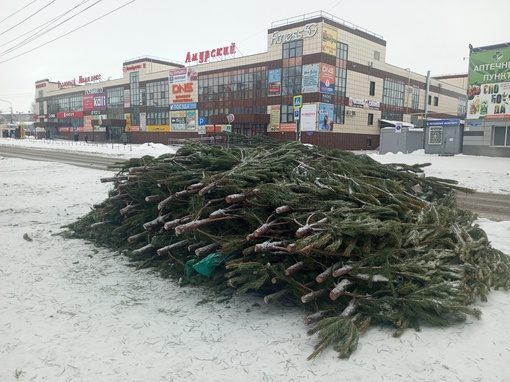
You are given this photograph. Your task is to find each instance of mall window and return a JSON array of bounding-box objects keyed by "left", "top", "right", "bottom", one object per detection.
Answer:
[
  {"left": 428, "top": 95, "right": 432, "bottom": 105},
  {"left": 38, "top": 90, "right": 44, "bottom": 114},
  {"left": 334, "top": 105, "right": 345, "bottom": 124},
  {"left": 282, "top": 65, "right": 302, "bottom": 96},
  {"left": 381, "top": 78, "right": 404, "bottom": 120},
  {"left": 130, "top": 71, "right": 140, "bottom": 126},
  {"left": 369, "top": 81, "right": 375, "bottom": 96},
  {"left": 281, "top": 104, "right": 294, "bottom": 123},
  {"left": 146, "top": 80, "right": 168, "bottom": 108},
  {"left": 368, "top": 113, "right": 374, "bottom": 125},
  {"left": 107, "top": 87, "right": 124, "bottom": 120},
  {"left": 493, "top": 126, "right": 510, "bottom": 146},
  {"left": 283, "top": 40, "right": 303, "bottom": 59},
  {"left": 434, "top": 96, "right": 439, "bottom": 106},
  {"left": 147, "top": 111, "right": 169, "bottom": 126},
  {"left": 411, "top": 87, "right": 420, "bottom": 109},
  {"left": 336, "top": 42, "right": 348, "bottom": 61},
  {"left": 374, "top": 51, "right": 380, "bottom": 61},
  {"left": 335, "top": 67, "right": 347, "bottom": 100}
]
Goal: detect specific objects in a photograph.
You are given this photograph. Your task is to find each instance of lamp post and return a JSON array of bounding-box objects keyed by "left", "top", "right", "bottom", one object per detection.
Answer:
[{"left": 0, "top": 99, "right": 13, "bottom": 123}]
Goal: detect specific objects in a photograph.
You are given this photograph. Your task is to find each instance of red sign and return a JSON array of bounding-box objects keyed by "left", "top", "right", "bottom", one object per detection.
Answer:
[
  {"left": 56, "top": 111, "right": 84, "bottom": 118},
  {"left": 123, "top": 63, "right": 146, "bottom": 72},
  {"left": 83, "top": 94, "right": 95, "bottom": 111},
  {"left": 36, "top": 83, "right": 46, "bottom": 88},
  {"left": 79, "top": 74, "right": 101, "bottom": 84},
  {"left": 185, "top": 42, "right": 236, "bottom": 64}
]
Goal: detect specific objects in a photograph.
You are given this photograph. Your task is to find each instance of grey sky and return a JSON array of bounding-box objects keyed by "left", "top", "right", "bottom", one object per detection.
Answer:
[{"left": 0, "top": 0, "right": 505, "bottom": 113}]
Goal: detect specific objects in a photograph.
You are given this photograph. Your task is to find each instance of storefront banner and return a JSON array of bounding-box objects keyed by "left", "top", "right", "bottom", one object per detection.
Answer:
[
  {"left": 349, "top": 97, "right": 381, "bottom": 110},
  {"left": 171, "top": 110, "right": 196, "bottom": 130},
  {"left": 467, "top": 81, "right": 510, "bottom": 118},
  {"left": 83, "top": 94, "right": 94, "bottom": 111},
  {"left": 469, "top": 46, "right": 510, "bottom": 86},
  {"left": 124, "top": 113, "right": 131, "bottom": 131},
  {"left": 124, "top": 89, "right": 131, "bottom": 108},
  {"left": 140, "top": 112, "right": 147, "bottom": 131},
  {"left": 320, "top": 63, "right": 335, "bottom": 95},
  {"left": 318, "top": 103, "right": 334, "bottom": 131},
  {"left": 169, "top": 66, "right": 199, "bottom": 84},
  {"left": 322, "top": 24, "right": 337, "bottom": 56},
  {"left": 300, "top": 104, "right": 317, "bottom": 132},
  {"left": 280, "top": 123, "right": 296, "bottom": 132},
  {"left": 170, "top": 102, "right": 198, "bottom": 111},
  {"left": 93, "top": 93, "right": 107, "bottom": 111},
  {"left": 268, "top": 69, "right": 282, "bottom": 96},
  {"left": 301, "top": 64, "right": 319, "bottom": 93},
  {"left": 56, "top": 111, "right": 84, "bottom": 118},
  {"left": 426, "top": 119, "right": 460, "bottom": 127},
  {"left": 269, "top": 105, "right": 281, "bottom": 131}
]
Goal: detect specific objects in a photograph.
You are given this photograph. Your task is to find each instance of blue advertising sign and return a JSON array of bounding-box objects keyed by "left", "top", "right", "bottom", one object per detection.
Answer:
[
  {"left": 426, "top": 119, "right": 460, "bottom": 126},
  {"left": 170, "top": 102, "right": 198, "bottom": 111}
]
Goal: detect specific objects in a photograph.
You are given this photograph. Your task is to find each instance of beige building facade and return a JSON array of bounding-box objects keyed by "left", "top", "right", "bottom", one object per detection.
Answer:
[{"left": 34, "top": 11, "right": 467, "bottom": 150}]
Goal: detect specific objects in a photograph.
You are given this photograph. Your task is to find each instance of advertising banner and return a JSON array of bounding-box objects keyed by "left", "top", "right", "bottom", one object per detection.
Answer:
[
  {"left": 300, "top": 104, "right": 317, "bottom": 132},
  {"left": 301, "top": 64, "right": 319, "bottom": 93},
  {"left": 169, "top": 66, "right": 198, "bottom": 84},
  {"left": 268, "top": 69, "right": 282, "bottom": 96},
  {"left": 349, "top": 97, "right": 381, "bottom": 110},
  {"left": 269, "top": 105, "right": 281, "bottom": 131},
  {"left": 171, "top": 110, "right": 196, "bottom": 130},
  {"left": 318, "top": 103, "right": 334, "bottom": 131},
  {"left": 124, "top": 89, "right": 131, "bottom": 108},
  {"left": 322, "top": 24, "right": 337, "bottom": 56},
  {"left": 280, "top": 123, "right": 296, "bottom": 132},
  {"left": 467, "top": 46, "right": 510, "bottom": 119},
  {"left": 320, "top": 63, "right": 335, "bottom": 95}
]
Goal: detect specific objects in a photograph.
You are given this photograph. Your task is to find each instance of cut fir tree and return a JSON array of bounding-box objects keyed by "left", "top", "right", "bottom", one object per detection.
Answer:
[{"left": 63, "top": 135, "right": 510, "bottom": 360}]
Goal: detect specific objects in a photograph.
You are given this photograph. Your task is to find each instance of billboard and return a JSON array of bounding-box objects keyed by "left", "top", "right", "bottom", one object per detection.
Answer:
[
  {"left": 170, "top": 110, "right": 196, "bottom": 131},
  {"left": 318, "top": 103, "right": 334, "bottom": 131},
  {"left": 268, "top": 69, "right": 282, "bottom": 96},
  {"left": 467, "top": 45, "right": 510, "bottom": 119},
  {"left": 269, "top": 105, "right": 280, "bottom": 131},
  {"left": 322, "top": 24, "right": 337, "bottom": 56},
  {"left": 301, "top": 64, "right": 319, "bottom": 93},
  {"left": 300, "top": 104, "right": 317, "bottom": 132},
  {"left": 320, "top": 63, "right": 335, "bottom": 95}
]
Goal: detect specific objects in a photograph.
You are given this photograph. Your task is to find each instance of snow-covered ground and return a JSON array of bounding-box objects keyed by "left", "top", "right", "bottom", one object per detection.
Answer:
[{"left": 1, "top": 137, "right": 509, "bottom": 382}]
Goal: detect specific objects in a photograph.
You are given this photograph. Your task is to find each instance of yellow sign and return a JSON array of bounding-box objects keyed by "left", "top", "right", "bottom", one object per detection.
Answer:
[{"left": 322, "top": 24, "right": 337, "bottom": 56}]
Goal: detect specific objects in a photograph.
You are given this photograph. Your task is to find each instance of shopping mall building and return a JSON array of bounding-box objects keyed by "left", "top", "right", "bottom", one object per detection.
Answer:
[{"left": 34, "top": 11, "right": 469, "bottom": 150}]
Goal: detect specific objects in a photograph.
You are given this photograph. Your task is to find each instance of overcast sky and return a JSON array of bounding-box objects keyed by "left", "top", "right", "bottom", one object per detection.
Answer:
[{"left": 0, "top": 0, "right": 506, "bottom": 114}]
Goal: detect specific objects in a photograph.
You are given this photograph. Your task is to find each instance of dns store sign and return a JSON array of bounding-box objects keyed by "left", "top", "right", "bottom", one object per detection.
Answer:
[{"left": 171, "top": 83, "right": 194, "bottom": 103}]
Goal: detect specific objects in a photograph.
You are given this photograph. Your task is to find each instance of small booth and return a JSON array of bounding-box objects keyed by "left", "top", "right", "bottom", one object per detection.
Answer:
[{"left": 424, "top": 119, "right": 463, "bottom": 155}]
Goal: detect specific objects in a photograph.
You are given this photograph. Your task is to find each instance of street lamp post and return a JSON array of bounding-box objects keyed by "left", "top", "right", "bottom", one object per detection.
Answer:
[{"left": 0, "top": 99, "right": 14, "bottom": 123}]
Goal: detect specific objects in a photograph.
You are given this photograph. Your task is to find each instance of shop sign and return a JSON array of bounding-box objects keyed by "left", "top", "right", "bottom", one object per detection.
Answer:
[
  {"left": 58, "top": 73, "right": 101, "bottom": 88},
  {"left": 270, "top": 23, "right": 318, "bottom": 45},
  {"left": 123, "top": 63, "right": 146, "bottom": 72},
  {"left": 56, "top": 111, "right": 84, "bottom": 118},
  {"left": 185, "top": 43, "right": 236, "bottom": 64},
  {"left": 170, "top": 102, "right": 197, "bottom": 111},
  {"left": 348, "top": 97, "right": 381, "bottom": 110}
]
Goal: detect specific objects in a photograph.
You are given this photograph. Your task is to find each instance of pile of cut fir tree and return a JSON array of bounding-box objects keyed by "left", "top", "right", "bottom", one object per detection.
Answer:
[{"left": 64, "top": 135, "right": 510, "bottom": 360}]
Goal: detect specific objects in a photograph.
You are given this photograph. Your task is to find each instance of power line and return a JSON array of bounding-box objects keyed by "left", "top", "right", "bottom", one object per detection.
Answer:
[
  {"left": 0, "top": 0, "right": 103, "bottom": 57},
  {"left": 0, "top": 0, "right": 92, "bottom": 48},
  {"left": 0, "top": 0, "right": 57, "bottom": 37},
  {"left": 0, "top": 0, "right": 40, "bottom": 25},
  {"left": 0, "top": 0, "right": 136, "bottom": 64}
]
